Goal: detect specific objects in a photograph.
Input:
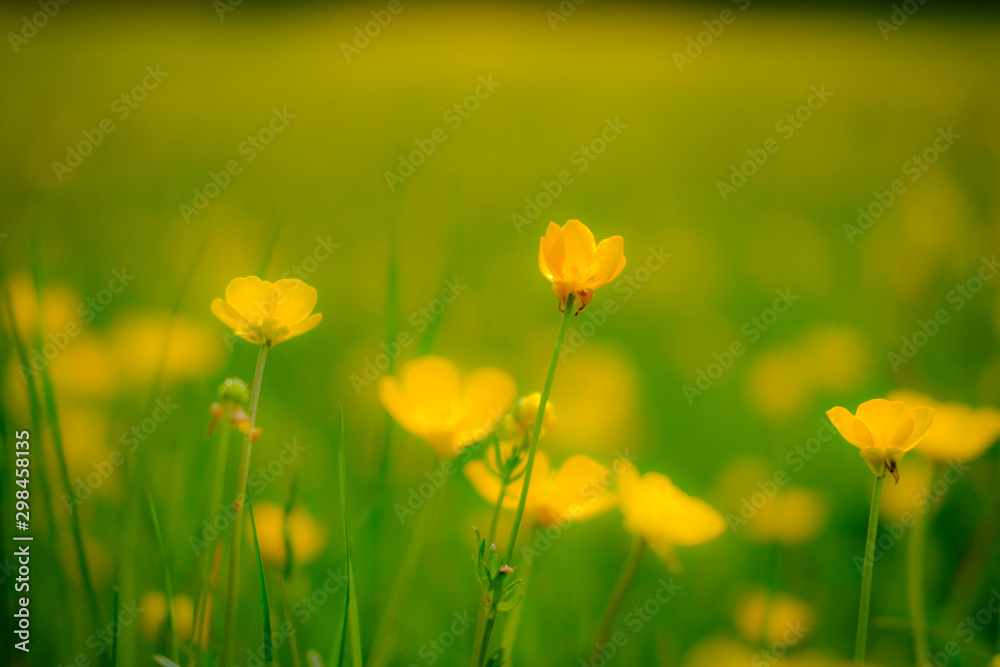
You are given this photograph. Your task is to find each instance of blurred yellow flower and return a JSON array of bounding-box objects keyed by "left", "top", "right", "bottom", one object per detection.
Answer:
[
  {"left": 538, "top": 219, "right": 625, "bottom": 313},
  {"left": 888, "top": 390, "right": 1000, "bottom": 462},
  {"left": 140, "top": 591, "right": 194, "bottom": 641},
  {"left": 211, "top": 276, "right": 322, "bottom": 347},
  {"left": 618, "top": 461, "right": 726, "bottom": 566},
  {"left": 465, "top": 452, "right": 617, "bottom": 526},
  {"left": 252, "top": 501, "right": 327, "bottom": 570},
  {"left": 827, "top": 399, "right": 934, "bottom": 482},
  {"left": 379, "top": 355, "right": 517, "bottom": 459},
  {"left": 735, "top": 589, "right": 815, "bottom": 647},
  {"left": 681, "top": 637, "right": 755, "bottom": 667},
  {"left": 745, "top": 487, "right": 829, "bottom": 545},
  {"left": 6, "top": 273, "right": 81, "bottom": 343},
  {"left": 108, "top": 313, "right": 224, "bottom": 386}
]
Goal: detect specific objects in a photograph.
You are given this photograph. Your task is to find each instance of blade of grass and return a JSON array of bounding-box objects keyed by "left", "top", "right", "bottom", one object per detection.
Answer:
[
  {"left": 111, "top": 586, "right": 120, "bottom": 667},
  {"left": 278, "top": 576, "right": 302, "bottom": 667},
  {"left": 29, "top": 238, "right": 104, "bottom": 642},
  {"left": 247, "top": 488, "right": 274, "bottom": 664},
  {"left": 332, "top": 408, "right": 363, "bottom": 667},
  {"left": 147, "top": 490, "right": 179, "bottom": 664},
  {"left": 282, "top": 473, "right": 299, "bottom": 581}
]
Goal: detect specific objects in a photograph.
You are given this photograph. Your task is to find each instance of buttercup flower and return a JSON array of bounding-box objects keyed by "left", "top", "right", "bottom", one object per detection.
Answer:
[
  {"left": 826, "top": 398, "right": 934, "bottom": 483},
  {"left": 465, "top": 452, "right": 618, "bottom": 526},
  {"left": 211, "top": 276, "right": 322, "bottom": 347},
  {"left": 538, "top": 220, "right": 626, "bottom": 313},
  {"left": 617, "top": 461, "right": 726, "bottom": 566},
  {"left": 735, "top": 589, "right": 816, "bottom": 647},
  {"left": 378, "top": 355, "right": 517, "bottom": 459},
  {"left": 888, "top": 390, "right": 1000, "bottom": 462},
  {"left": 252, "top": 501, "right": 327, "bottom": 570}
]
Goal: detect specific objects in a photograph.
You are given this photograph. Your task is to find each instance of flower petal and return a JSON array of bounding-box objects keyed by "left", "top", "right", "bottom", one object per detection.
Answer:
[
  {"left": 225, "top": 276, "right": 271, "bottom": 319},
  {"left": 826, "top": 406, "right": 874, "bottom": 449},
  {"left": 272, "top": 312, "right": 322, "bottom": 346},
  {"left": 560, "top": 219, "right": 597, "bottom": 283},
  {"left": 542, "top": 456, "right": 618, "bottom": 522},
  {"left": 857, "top": 399, "right": 914, "bottom": 450},
  {"left": 901, "top": 406, "right": 935, "bottom": 452},
  {"left": 585, "top": 235, "right": 625, "bottom": 288},
  {"left": 540, "top": 222, "right": 566, "bottom": 280},
  {"left": 211, "top": 298, "right": 249, "bottom": 331},
  {"left": 378, "top": 375, "right": 425, "bottom": 437},
  {"left": 271, "top": 279, "right": 318, "bottom": 327},
  {"left": 459, "top": 367, "right": 518, "bottom": 443}
]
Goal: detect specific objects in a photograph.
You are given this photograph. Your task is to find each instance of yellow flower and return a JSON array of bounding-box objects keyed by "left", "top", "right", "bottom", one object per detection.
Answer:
[
  {"left": 252, "top": 501, "right": 327, "bottom": 570},
  {"left": 735, "top": 589, "right": 816, "bottom": 647},
  {"left": 826, "top": 399, "right": 935, "bottom": 482},
  {"left": 211, "top": 276, "right": 322, "bottom": 347},
  {"left": 496, "top": 392, "right": 558, "bottom": 443},
  {"left": 464, "top": 452, "right": 618, "bottom": 526},
  {"left": 744, "top": 487, "right": 829, "bottom": 545},
  {"left": 617, "top": 461, "right": 726, "bottom": 566},
  {"left": 888, "top": 390, "right": 1000, "bottom": 462},
  {"left": 139, "top": 591, "right": 194, "bottom": 641},
  {"left": 879, "top": 456, "right": 934, "bottom": 522},
  {"left": 378, "top": 355, "right": 517, "bottom": 459},
  {"left": 538, "top": 220, "right": 626, "bottom": 313}
]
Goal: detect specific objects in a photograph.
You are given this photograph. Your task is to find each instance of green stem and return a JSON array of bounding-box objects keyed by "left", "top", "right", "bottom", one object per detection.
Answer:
[
  {"left": 474, "top": 293, "right": 576, "bottom": 666},
  {"left": 593, "top": 537, "right": 647, "bottom": 657},
  {"left": 221, "top": 345, "right": 269, "bottom": 667},
  {"left": 856, "top": 474, "right": 885, "bottom": 667},
  {"left": 147, "top": 490, "right": 178, "bottom": 664},
  {"left": 908, "top": 490, "right": 929, "bottom": 665}
]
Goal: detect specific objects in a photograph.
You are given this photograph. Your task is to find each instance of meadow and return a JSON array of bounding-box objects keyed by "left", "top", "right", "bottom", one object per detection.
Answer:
[{"left": 1, "top": 2, "right": 1000, "bottom": 666}]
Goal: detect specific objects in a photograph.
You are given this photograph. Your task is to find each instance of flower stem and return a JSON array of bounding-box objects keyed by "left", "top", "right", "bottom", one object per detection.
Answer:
[
  {"left": 856, "top": 473, "right": 885, "bottom": 667},
  {"left": 907, "top": 493, "right": 929, "bottom": 665},
  {"left": 473, "top": 293, "right": 576, "bottom": 666},
  {"left": 221, "top": 345, "right": 268, "bottom": 667},
  {"left": 593, "top": 536, "right": 647, "bottom": 658}
]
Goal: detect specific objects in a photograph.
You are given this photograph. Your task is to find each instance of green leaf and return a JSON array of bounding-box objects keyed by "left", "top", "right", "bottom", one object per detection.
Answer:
[
  {"left": 247, "top": 488, "right": 274, "bottom": 663},
  {"left": 497, "top": 595, "right": 523, "bottom": 613},
  {"left": 333, "top": 408, "right": 364, "bottom": 667}
]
